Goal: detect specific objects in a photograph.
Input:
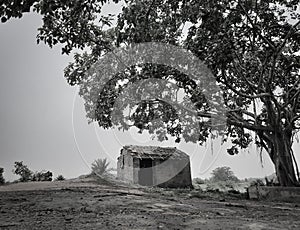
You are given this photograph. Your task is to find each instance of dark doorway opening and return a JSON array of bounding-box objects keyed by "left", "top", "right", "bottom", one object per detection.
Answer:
[{"left": 138, "top": 159, "right": 153, "bottom": 186}]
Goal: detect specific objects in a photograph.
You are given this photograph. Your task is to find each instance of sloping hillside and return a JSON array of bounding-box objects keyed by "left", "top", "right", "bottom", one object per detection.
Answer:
[{"left": 0, "top": 176, "right": 299, "bottom": 229}]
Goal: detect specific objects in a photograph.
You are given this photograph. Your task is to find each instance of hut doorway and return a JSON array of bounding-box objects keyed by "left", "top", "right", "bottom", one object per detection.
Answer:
[{"left": 138, "top": 159, "right": 153, "bottom": 186}]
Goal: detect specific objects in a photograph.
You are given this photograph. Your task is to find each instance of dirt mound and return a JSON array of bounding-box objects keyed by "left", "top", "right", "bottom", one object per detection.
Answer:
[{"left": 0, "top": 176, "right": 299, "bottom": 229}]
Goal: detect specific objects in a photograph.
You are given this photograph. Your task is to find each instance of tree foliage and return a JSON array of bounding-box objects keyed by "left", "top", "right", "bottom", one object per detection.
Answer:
[
  {"left": 0, "top": 167, "right": 5, "bottom": 185},
  {"left": 12, "top": 161, "right": 53, "bottom": 182},
  {"left": 32, "top": 170, "right": 53, "bottom": 181},
  {"left": 1, "top": 0, "right": 300, "bottom": 186},
  {"left": 0, "top": 0, "right": 120, "bottom": 54},
  {"left": 13, "top": 161, "right": 33, "bottom": 182},
  {"left": 91, "top": 158, "right": 112, "bottom": 176},
  {"left": 55, "top": 175, "right": 65, "bottom": 181},
  {"left": 211, "top": 166, "right": 239, "bottom": 182}
]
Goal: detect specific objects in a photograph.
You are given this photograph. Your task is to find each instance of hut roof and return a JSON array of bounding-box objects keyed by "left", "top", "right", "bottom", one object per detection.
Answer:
[{"left": 121, "top": 145, "right": 189, "bottom": 160}]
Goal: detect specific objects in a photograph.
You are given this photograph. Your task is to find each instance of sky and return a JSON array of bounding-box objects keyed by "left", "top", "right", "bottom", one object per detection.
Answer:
[{"left": 0, "top": 4, "right": 299, "bottom": 182}]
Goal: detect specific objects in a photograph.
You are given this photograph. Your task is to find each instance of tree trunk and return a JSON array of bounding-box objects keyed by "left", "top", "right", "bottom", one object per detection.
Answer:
[{"left": 267, "top": 131, "right": 299, "bottom": 186}]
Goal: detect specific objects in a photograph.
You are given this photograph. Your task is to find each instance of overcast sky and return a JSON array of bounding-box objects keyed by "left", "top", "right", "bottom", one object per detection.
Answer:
[{"left": 0, "top": 5, "right": 299, "bottom": 182}]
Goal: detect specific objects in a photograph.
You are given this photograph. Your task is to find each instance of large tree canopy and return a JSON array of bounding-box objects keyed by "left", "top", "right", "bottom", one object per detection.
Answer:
[{"left": 1, "top": 0, "right": 300, "bottom": 186}]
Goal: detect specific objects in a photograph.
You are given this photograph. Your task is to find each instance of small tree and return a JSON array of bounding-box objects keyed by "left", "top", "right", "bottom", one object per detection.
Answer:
[
  {"left": 13, "top": 161, "right": 33, "bottom": 182},
  {"left": 211, "top": 166, "right": 239, "bottom": 183},
  {"left": 0, "top": 167, "right": 5, "bottom": 185},
  {"left": 91, "top": 158, "right": 112, "bottom": 176}
]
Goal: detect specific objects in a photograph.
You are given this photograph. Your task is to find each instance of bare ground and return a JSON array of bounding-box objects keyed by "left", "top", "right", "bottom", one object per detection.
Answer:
[{"left": 0, "top": 177, "right": 299, "bottom": 230}]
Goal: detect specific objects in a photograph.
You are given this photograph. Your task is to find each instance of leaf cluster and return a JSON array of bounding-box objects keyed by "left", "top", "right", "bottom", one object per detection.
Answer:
[{"left": 91, "top": 158, "right": 113, "bottom": 176}]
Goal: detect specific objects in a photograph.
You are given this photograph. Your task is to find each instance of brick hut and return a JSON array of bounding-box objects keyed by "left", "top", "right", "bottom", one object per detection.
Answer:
[{"left": 117, "top": 145, "right": 192, "bottom": 188}]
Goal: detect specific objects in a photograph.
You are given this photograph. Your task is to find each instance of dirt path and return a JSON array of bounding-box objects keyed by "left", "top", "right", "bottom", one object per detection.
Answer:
[{"left": 0, "top": 178, "right": 299, "bottom": 229}]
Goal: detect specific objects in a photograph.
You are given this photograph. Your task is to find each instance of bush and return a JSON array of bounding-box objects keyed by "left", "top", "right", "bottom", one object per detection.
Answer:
[
  {"left": 55, "top": 175, "right": 65, "bottom": 181},
  {"left": 0, "top": 167, "right": 5, "bottom": 185},
  {"left": 13, "top": 161, "right": 33, "bottom": 182},
  {"left": 193, "top": 178, "right": 206, "bottom": 185},
  {"left": 91, "top": 158, "right": 112, "bottom": 176},
  {"left": 206, "top": 181, "right": 237, "bottom": 192},
  {"left": 250, "top": 179, "right": 265, "bottom": 186}
]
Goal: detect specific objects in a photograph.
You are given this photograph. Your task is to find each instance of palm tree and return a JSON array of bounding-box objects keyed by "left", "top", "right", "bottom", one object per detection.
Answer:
[{"left": 91, "top": 158, "right": 112, "bottom": 176}]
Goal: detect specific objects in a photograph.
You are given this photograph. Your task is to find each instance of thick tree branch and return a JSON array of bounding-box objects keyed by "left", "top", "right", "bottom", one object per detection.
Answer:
[
  {"left": 227, "top": 118, "right": 273, "bottom": 132},
  {"left": 219, "top": 78, "right": 270, "bottom": 99},
  {"left": 146, "top": 98, "right": 272, "bottom": 132}
]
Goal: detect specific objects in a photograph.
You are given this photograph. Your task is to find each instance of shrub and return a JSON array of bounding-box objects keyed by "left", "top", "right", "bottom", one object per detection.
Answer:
[
  {"left": 206, "top": 181, "right": 235, "bottom": 192},
  {"left": 193, "top": 178, "right": 206, "bottom": 185},
  {"left": 55, "top": 175, "right": 65, "bottom": 181},
  {"left": 250, "top": 179, "right": 265, "bottom": 186},
  {"left": 0, "top": 167, "right": 5, "bottom": 185},
  {"left": 91, "top": 158, "right": 112, "bottom": 176},
  {"left": 13, "top": 161, "right": 33, "bottom": 182}
]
